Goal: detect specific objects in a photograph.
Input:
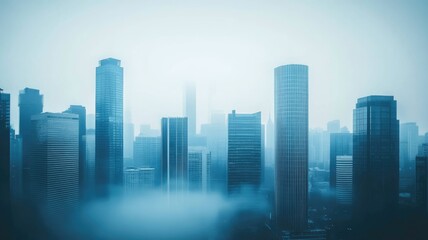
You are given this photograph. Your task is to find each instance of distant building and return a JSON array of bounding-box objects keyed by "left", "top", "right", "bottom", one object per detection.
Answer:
[
  {"left": 330, "top": 133, "right": 352, "bottom": 189},
  {"left": 227, "top": 110, "right": 262, "bottom": 195},
  {"left": 64, "top": 105, "right": 86, "bottom": 199},
  {"left": 134, "top": 135, "right": 161, "bottom": 186},
  {"left": 124, "top": 167, "right": 155, "bottom": 194},
  {"left": 399, "top": 122, "right": 419, "bottom": 195},
  {"left": 29, "top": 113, "right": 79, "bottom": 219},
  {"left": 19, "top": 88, "right": 43, "bottom": 198},
  {"left": 188, "top": 147, "right": 211, "bottom": 192},
  {"left": 84, "top": 129, "right": 95, "bottom": 198},
  {"left": 200, "top": 112, "right": 227, "bottom": 194},
  {"left": 336, "top": 156, "right": 353, "bottom": 205},
  {"left": 161, "top": 117, "right": 188, "bottom": 194},
  {"left": 184, "top": 82, "right": 196, "bottom": 138},
  {"left": 95, "top": 58, "right": 124, "bottom": 197},
  {"left": 353, "top": 96, "right": 399, "bottom": 221},
  {"left": 10, "top": 129, "right": 23, "bottom": 199},
  {"left": 275, "top": 64, "right": 308, "bottom": 231}
]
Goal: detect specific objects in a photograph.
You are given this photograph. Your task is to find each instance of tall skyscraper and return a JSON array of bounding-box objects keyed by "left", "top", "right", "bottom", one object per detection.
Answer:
[
  {"left": 353, "top": 96, "right": 399, "bottom": 222},
  {"left": 399, "top": 122, "right": 419, "bottom": 195},
  {"left": 227, "top": 110, "right": 262, "bottom": 195},
  {"left": 330, "top": 133, "right": 353, "bottom": 189},
  {"left": 161, "top": 117, "right": 188, "bottom": 194},
  {"left": 95, "top": 58, "right": 124, "bottom": 197},
  {"left": 19, "top": 88, "right": 43, "bottom": 197},
  {"left": 184, "top": 82, "right": 196, "bottom": 137},
  {"left": 0, "top": 89, "right": 11, "bottom": 231},
  {"left": 64, "top": 105, "right": 86, "bottom": 198},
  {"left": 29, "top": 113, "right": 79, "bottom": 219},
  {"left": 134, "top": 135, "right": 161, "bottom": 186},
  {"left": 275, "top": 64, "right": 308, "bottom": 231}
]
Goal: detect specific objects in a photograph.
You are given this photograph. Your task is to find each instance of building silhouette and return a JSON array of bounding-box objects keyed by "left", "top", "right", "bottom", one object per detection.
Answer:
[
  {"left": 134, "top": 135, "right": 161, "bottom": 186},
  {"left": 353, "top": 96, "right": 399, "bottom": 222},
  {"left": 188, "top": 146, "right": 211, "bottom": 192},
  {"left": 184, "top": 82, "right": 196, "bottom": 138},
  {"left": 95, "top": 58, "right": 124, "bottom": 197},
  {"left": 275, "top": 64, "right": 308, "bottom": 231},
  {"left": 0, "top": 89, "right": 11, "bottom": 234},
  {"left": 227, "top": 110, "right": 262, "bottom": 195}
]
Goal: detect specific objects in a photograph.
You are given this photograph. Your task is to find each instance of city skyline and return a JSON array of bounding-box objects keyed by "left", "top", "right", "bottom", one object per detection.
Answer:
[{"left": 1, "top": 1, "right": 428, "bottom": 133}]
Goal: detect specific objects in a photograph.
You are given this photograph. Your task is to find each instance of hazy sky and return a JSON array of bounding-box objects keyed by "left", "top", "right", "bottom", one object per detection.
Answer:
[{"left": 1, "top": 0, "right": 427, "bottom": 133}]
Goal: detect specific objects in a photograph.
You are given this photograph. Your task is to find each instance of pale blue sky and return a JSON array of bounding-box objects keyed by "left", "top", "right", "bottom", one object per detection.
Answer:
[{"left": 1, "top": 0, "right": 427, "bottom": 133}]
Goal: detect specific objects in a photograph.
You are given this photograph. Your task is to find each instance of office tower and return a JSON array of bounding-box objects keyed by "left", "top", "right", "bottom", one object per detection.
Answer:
[
  {"left": 353, "top": 96, "right": 399, "bottom": 221},
  {"left": 330, "top": 133, "right": 353, "bottom": 189},
  {"left": 399, "top": 122, "right": 419, "bottom": 195},
  {"left": 416, "top": 156, "right": 428, "bottom": 213},
  {"left": 133, "top": 135, "right": 161, "bottom": 185},
  {"left": 0, "top": 90, "right": 11, "bottom": 222},
  {"left": 124, "top": 167, "right": 155, "bottom": 194},
  {"left": 161, "top": 117, "right": 188, "bottom": 194},
  {"left": 10, "top": 129, "right": 23, "bottom": 199},
  {"left": 200, "top": 112, "right": 227, "bottom": 193},
  {"left": 19, "top": 88, "right": 43, "bottom": 197},
  {"left": 64, "top": 105, "right": 86, "bottom": 198},
  {"left": 95, "top": 58, "right": 124, "bottom": 197},
  {"left": 227, "top": 110, "right": 262, "bottom": 195},
  {"left": 188, "top": 146, "right": 211, "bottom": 192},
  {"left": 336, "top": 156, "right": 353, "bottom": 205},
  {"left": 30, "top": 113, "right": 79, "bottom": 219},
  {"left": 184, "top": 82, "right": 196, "bottom": 137},
  {"left": 85, "top": 129, "right": 95, "bottom": 198},
  {"left": 275, "top": 64, "right": 308, "bottom": 231}
]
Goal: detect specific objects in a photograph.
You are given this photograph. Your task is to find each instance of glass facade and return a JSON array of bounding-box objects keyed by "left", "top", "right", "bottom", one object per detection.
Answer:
[
  {"left": 274, "top": 64, "right": 308, "bottom": 231},
  {"left": 133, "top": 136, "right": 161, "bottom": 186},
  {"left": 95, "top": 58, "right": 124, "bottom": 197},
  {"left": 188, "top": 146, "right": 211, "bottom": 192},
  {"left": 227, "top": 110, "right": 262, "bottom": 195},
  {"left": 336, "top": 155, "right": 353, "bottom": 205},
  {"left": 0, "top": 91, "right": 11, "bottom": 208},
  {"left": 30, "top": 113, "right": 79, "bottom": 219},
  {"left": 353, "top": 96, "right": 399, "bottom": 220},
  {"left": 161, "top": 117, "right": 188, "bottom": 194}
]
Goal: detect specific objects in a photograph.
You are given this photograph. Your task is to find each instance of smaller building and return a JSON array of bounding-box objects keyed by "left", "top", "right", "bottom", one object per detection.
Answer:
[
  {"left": 124, "top": 167, "right": 155, "bottom": 194},
  {"left": 188, "top": 147, "right": 211, "bottom": 192}
]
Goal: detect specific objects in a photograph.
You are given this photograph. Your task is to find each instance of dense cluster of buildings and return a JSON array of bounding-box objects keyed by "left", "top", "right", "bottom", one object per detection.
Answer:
[{"left": 1, "top": 59, "right": 428, "bottom": 239}]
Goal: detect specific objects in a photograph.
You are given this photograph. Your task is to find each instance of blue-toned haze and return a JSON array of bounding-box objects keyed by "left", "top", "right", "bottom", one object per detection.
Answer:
[{"left": 1, "top": 0, "right": 427, "bottom": 132}]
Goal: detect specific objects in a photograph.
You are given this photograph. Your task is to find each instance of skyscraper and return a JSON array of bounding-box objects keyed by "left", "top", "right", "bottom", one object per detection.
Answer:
[
  {"left": 184, "top": 82, "right": 196, "bottom": 137},
  {"left": 353, "top": 96, "right": 399, "bottom": 221},
  {"left": 64, "top": 105, "right": 86, "bottom": 198},
  {"left": 227, "top": 110, "right": 262, "bottom": 195},
  {"left": 85, "top": 129, "right": 95, "bottom": 198},
  {"left": 330, "top": 133, "right": 352, "bottom": 189},
  {"left": 188, "top": 147, "right": 211, "bottom": 192},
  {"left": 19, "top": 88, "right": 43, "bottom": 197},
  {"left": 161, "top": 117, "right": 188, "bottom": 194},
  {"left": 29, "top": 113, "right": 79, "bottom": 219},
  {"left": 0, "top": 89, "right": 11, "bottom": 231},
  {"left": 335, "top": 155, "right": 353, "bottom": 205},
  {"left": 95, "top": 58, "right": 124, "bottom": 197},
  {"left": 275, "top": 64, "right": 308, "bottom": 231},
  {"left": 399, "top": 122, "right": 419, "bottom": 195}
]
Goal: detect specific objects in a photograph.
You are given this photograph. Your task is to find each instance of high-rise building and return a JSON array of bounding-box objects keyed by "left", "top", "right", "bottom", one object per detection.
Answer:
[
  {"left": 399, "top": 122, "right": 419, "bottom": 195},
  {"left": 161, "top": 117, "right": 188, "bottom": 194},
  {"left": 336, "top": 155, "right": 353, "bottom": 205},
  {"left": 19, "top": 88, "right": 43, "bottom": 197},
  {"left": 10, "top": 129, "right": 23, "bottom": 199},
  {"left": 184, "top": 82, "right": 196, "bottom": 137},
  {"left": 416, "top": 156, "right": 428, "bottom": 213},
  {"left": 95, "top": 58, "right": 124, "bottom": 197},
  {"left": 64, "top": 105, "right": 86, "bottom": 198},
  {"left": 200, "top": 112, "right": 227, "bottom": 193},
  {"left": 330, "top": 133, "right": 352, "bottom": 189},
  {"left": 0, "top": 90, "right": 11, "bottom": 226},
  {"left": 188, "top": 146, "right": 211, "bottom": 192},
  {"left": 353, "top": 96, "right": 399, "bottom": 221},
  {"left": 29, "top": 113, "right": 79, "bottom": 219},
  {"left": 227, "top": 110, "right": 262, "bottom": 195},
  {"left": 133, "top": 135, "right": 161, "bottom": 186},
  {"left": 275, "top": 64, "right": 308, "bottom": 231},
  {"left": 124, "top": 167, "right": 155, "bottom": 194}
]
